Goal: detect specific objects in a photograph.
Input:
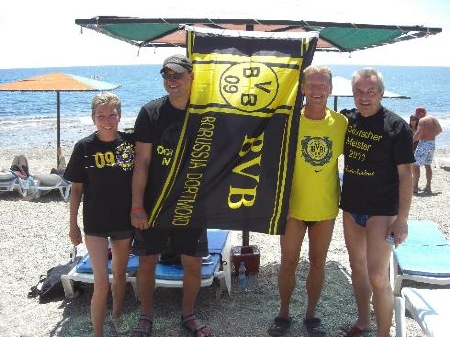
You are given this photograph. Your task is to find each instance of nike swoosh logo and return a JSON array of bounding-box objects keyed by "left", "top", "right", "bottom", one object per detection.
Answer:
[{"left": 315, "top": 169, "right": 322, "bottom": 173}]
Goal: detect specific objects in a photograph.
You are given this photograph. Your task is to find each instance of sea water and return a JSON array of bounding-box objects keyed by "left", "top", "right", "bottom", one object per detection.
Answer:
[{"left": 0, "top": 64, "right": 449, "bottom": 150}]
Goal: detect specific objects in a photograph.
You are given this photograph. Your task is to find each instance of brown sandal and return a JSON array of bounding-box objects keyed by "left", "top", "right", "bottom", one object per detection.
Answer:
[
  {"left": 131, "top": 314, "right": 153, "bottom": 337},
  {"left": 181, "top": 313, "right": 211, "bottom": 337},
  {"left": 340, "top": 324, "right": 370, "bottom": 337},
  {"left": 267, "top": 316, "right": 292, "bottom": 336}
]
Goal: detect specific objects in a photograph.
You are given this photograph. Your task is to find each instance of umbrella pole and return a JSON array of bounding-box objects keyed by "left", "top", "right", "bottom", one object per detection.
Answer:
[
  {"left": 242, "top": 24, "right": 255, "bottom": 248},
  {"left": 56, "top": 91, "right": 61, "bottom": 168}
]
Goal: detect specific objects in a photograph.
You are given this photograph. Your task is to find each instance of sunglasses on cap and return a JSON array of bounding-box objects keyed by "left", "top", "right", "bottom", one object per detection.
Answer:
[{"left": 161, "top": 72, "right": 185, "bottom": 80}]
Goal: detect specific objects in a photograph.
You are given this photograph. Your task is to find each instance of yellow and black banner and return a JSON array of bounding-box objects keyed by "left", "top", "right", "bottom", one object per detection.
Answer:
[{"left": 149, "top": 27, "right": 318, "bottom": 234}]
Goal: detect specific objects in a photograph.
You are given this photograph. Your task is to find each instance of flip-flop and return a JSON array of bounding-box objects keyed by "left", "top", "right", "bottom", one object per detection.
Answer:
[
  {"left": 303, "top": 317, "right": 326, "bottom": 335},
  {"left": 339, "top": 324, "right": 370, "bottom": 337},
  {"left": 267, "top": 316, "right": 292, "bottom": 336}
]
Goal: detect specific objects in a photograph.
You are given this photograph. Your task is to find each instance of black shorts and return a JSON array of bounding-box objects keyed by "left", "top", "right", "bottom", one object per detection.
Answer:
[{"left": 132, "top": 227, "right": 209, "bottom": 257}]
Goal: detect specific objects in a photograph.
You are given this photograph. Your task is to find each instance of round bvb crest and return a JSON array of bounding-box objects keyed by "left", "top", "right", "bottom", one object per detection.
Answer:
[
  {"left": 301, "top": 136, "right": 332, "bottom": 166},
  {"left": 115, "top": 142, "right": 135, "bottom": 171},
  {"left": 219, "top": 62, "right": 279, "bottom": 112}
]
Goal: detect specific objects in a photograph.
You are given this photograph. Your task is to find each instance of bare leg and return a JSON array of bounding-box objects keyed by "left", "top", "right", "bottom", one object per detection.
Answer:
[
  {"left": 424, "top": 165, "right": 432, "bottom": 191},
  {"left": 84, "top": 236, "right": 109, "bottom": 337},
  {"left": 180, "top": 254, "right": 202, "bottom": 316},
  {"left": 305, "top": 219, "right": 335, "bottom": 318},
  {"left": 342, "top": 212, "right": 371, "bottom": 331},
  {"left": 134, "top": 254, "right": 158, "bottom": 335},
  {"left": 412, "top": 165, "right": 420, "bottom": 193},
  {"left": 110, "top": 238, "right": 132, "bottom": 320},
  {"left": 366, "top": 216, "right": 395, "bottom": 337},
  {"left": 277, "top": 217, "right": 307, "bottom": 318},
  {"left": 180, "top": 254, "right": 211, "bottom": 336}
]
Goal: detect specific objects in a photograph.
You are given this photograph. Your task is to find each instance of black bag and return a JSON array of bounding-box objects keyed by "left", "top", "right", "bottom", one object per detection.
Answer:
[{"left": 28, "top": 262, "right": 79, "bottom": 303}]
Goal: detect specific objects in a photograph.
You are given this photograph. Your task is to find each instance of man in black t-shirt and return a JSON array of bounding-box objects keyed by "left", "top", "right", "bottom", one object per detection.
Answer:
[
  {"left": 130, "top": 55, "right": 211, "bottom": 337},
  {"left": 339, "top": 68, "right": 414, "bottom": 337}
]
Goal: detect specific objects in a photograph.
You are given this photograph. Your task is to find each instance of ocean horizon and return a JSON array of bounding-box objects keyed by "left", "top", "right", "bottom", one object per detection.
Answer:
[{"left": 1, "top": 64, "right": 449, "bottom": 150}]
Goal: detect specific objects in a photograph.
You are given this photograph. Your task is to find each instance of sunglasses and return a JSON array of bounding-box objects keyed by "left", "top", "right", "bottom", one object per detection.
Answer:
[{"left": 161, "top": 72, "right": 185, "bottom": 80}]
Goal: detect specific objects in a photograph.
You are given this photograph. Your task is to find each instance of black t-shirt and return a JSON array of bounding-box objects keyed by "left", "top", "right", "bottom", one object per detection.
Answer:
[
  {"left": 340, "top": 107, "right": 415, "bottom": 215},
  {"left": 133, "top": 96, "right": 186, "bottom": 211},
  {"left": 64, "top": 132, "right": 135, "bottom": 234}
]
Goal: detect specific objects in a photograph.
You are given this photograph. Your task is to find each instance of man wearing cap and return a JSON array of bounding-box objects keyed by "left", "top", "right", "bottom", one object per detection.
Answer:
[
  {"left": 130, "top": 54, "right": 211, "bottom": 337},
  {"left": 413, "top": 107, "right": 442, "bottom": 194}
]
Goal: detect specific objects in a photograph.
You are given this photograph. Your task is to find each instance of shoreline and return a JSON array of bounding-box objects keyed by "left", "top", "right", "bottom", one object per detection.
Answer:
[{"left": 1, "top": 146, "right": 449, "bottom": 336}]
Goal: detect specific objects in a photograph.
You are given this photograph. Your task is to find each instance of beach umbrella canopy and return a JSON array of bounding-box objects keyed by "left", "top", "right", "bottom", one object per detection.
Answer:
[
  {"left": 0, "top": 72, "right": 121, "bottom": 166},
  {"left": 74, "top": 17, "right": 441, "bottom": 53},
  {"left": 331, "top": 76, "right": 410, "bottom": 111}
]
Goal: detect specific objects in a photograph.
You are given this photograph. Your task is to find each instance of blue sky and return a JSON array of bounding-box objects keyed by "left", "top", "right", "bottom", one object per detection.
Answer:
[{"left": 0, "top": 0, "right": 448, "bottom": 69}]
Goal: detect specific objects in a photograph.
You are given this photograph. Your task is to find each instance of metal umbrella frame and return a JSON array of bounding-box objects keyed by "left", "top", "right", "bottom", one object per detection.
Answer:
[{"left": 331, "top": 76, "right": 410, "bottom": 111}]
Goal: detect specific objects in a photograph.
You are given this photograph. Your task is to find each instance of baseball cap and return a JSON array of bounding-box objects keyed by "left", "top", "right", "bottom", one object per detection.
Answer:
[{"left": 160, "top": 54, "right": 193, "bottom": 73}]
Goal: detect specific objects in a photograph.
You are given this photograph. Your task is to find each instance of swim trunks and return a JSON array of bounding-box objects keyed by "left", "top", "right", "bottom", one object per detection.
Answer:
[
  {"left": 350, "top": 213, "right": 372, "bottom": 227},
  {"left": 303, "top": 221, "right": 318, "bottom": 227},
  {"left": 414, "top": 140, "right": 435, "bottom": 166}
]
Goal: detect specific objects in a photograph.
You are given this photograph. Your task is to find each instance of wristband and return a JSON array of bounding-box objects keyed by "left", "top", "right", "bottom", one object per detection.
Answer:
[{"left": 131, "top": 207, "right": 145, "bottom": 213}]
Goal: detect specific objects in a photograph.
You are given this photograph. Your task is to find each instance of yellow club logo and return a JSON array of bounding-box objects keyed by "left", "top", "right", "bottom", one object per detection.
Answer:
[{"left": 219, "top": 62, "right": 279, "bottom": 112}]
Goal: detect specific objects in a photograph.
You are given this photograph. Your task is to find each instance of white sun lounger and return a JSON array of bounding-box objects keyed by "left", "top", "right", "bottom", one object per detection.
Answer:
[
  {"left": 395, "top": 287, "right": 450, "bottom": 337},
  {"left": 391, "top": 220, "right": 450, "bottom": 337},
  {"left": 32, "top": 173, "right": 71, "bottom": 201},
  {"left": 0, "top": 170, "right": 21, "bottom": 194},
  {"left": 61, "top": 229, "right": 232, "bottom": 299},
  {"left": 389, "top": 219, "right": 450, "bottom": 296},
  {"left": 0, "top": 170, "right": 30, "bottom": 197}
]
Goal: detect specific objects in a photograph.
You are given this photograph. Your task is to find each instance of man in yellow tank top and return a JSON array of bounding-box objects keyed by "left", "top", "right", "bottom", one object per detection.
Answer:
[{"left": 268, "top": 65, "right": 347, "bottom": 336}]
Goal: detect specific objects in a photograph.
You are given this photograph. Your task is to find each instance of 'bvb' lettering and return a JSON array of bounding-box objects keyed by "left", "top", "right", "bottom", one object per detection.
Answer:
[
  {"left": 219, "top": 62, "right": 278, "bottom": 112},
  {"left": 228, "top": 133, "right": 264, "bottom": 209}
]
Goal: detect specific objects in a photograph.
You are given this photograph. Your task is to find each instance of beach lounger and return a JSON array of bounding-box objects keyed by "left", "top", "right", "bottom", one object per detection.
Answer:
[
  {"left": 435, "top": 157, "right": 450, "bottom": 171},
  {"left": 61, "top": 229, "right": 231, "bottom": 299},
  {"left": 0, "top": 170, "right": 30, "bottom": 197},
  {"left": 0, "top": 170, "right": 20, "bottom": 194},
  {"left": 61, "top": 252, "right": 139, "bottom": 299},
  {"left": 391, "top": 220, "right": 450, "bottom": 336},
  {"left": 128, "top": 229, "right": 232, "bottom": 296},
  {"left": 389, "top": 219, "right": 450, "bottom": 295},
  {"left": 394, "top": 287, "right": 450, "bottom": 337},
  {"left": 32, "top": 173, "right": 71, "bottom": 201}
]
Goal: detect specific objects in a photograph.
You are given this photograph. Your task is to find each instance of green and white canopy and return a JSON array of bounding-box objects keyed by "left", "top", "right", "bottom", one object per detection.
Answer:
[{"left": 75, "top": 16, "right": 441, "bottom": 53}]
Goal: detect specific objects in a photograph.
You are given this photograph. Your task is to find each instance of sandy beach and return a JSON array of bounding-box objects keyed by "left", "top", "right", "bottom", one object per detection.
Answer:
[{"left": 0, "top": 146, "right": 449, "bottom": 337}]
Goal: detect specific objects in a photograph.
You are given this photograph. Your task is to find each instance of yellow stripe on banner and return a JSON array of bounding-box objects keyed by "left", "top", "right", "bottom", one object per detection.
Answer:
[
  {"left": 270, "top": 115, "right": 291, "bottom": 234},
  {"left": 148, "top": 114, "right": 190, "bottom": 227},
  {"left": 149, "top": 36, "right": 196, "bottom": 227},
  {"left": 190, "top": 53, "right": 302, "bottom": 116},
  {"left": 268, "top": 57, "right": 306, "bottom": 234},
  {"left": 188, "top": 108, "right": 284, "bottom": 118}
]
